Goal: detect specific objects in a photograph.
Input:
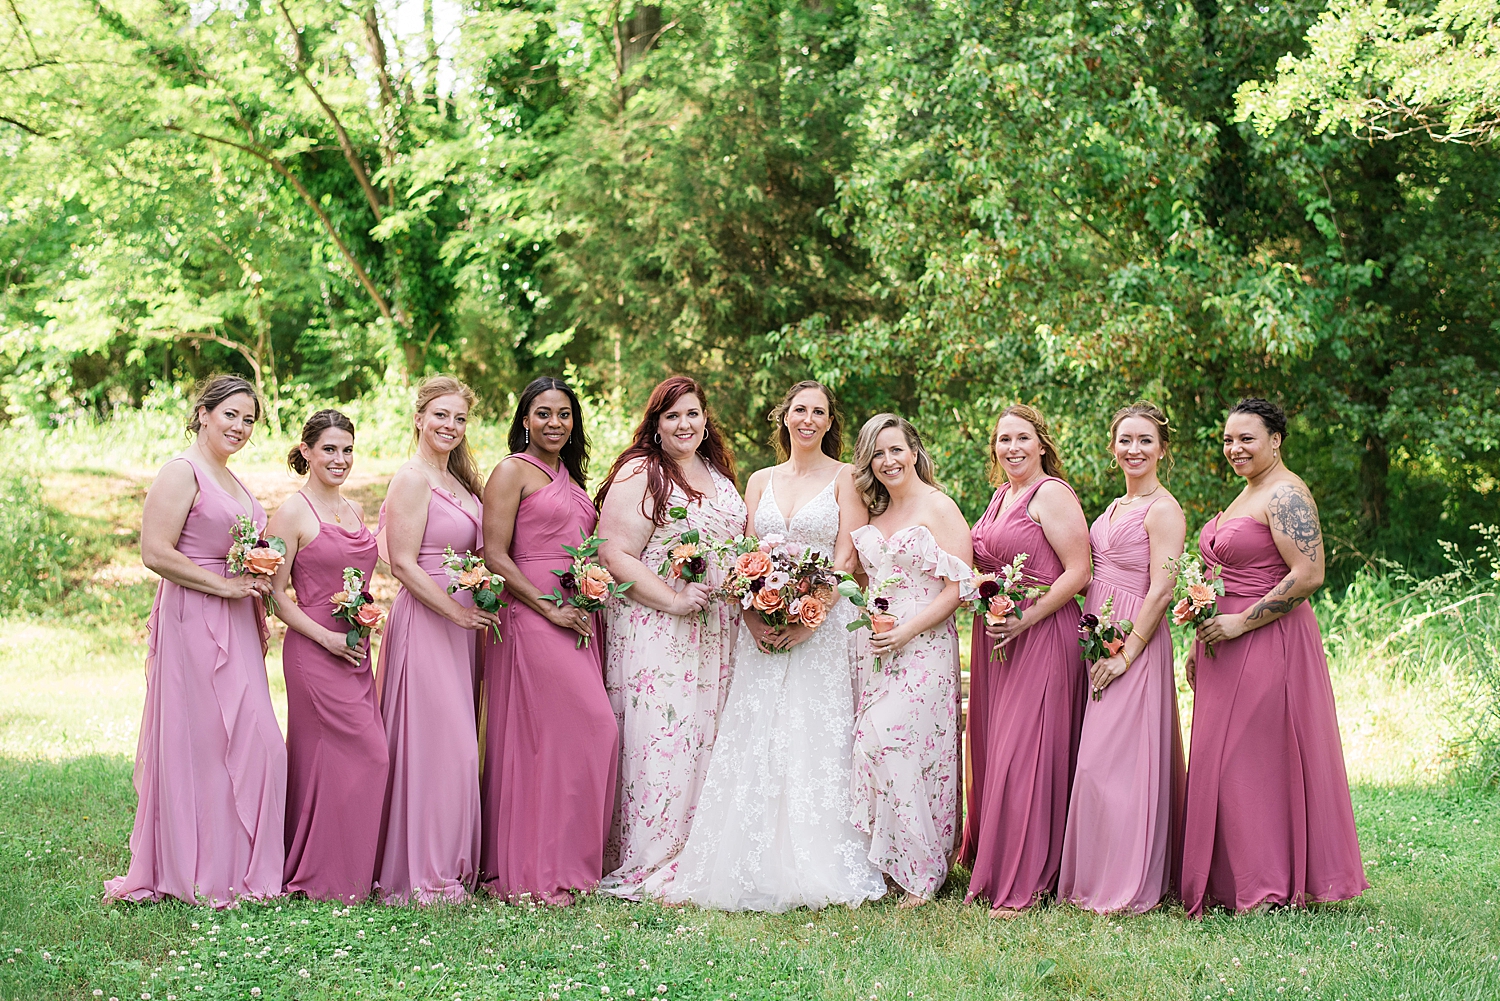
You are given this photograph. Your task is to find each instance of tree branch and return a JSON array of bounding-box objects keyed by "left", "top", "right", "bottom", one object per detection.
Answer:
[
  {"left": 0, "top": 113, "right": 44, "bottom": 136},
  {"left": 273, "top": 0, "right": 384, "bottom": 221},
  {"left": 166, "top": 124, "right": 396, "bottom": 325}
]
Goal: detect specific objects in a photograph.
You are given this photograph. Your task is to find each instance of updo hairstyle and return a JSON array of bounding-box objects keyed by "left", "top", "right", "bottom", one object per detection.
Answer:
[
  {"left": 1226, "top": 397, "right": 1289, "bottom": 441},
  {"left": 187, "top": 375, "right": 262, "bottom": 436},
  {"left": 288, "top": 409, "right": 356, "bottom": 475},
  {"left": 1108, "top": 401, "right": 1174, "bottom": 476}
]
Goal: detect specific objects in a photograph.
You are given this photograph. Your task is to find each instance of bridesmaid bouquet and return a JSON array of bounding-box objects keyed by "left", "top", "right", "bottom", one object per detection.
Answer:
[
  {"left": 1166, "top": 554, "right": 1225, "bottom": 656},
  {"left": 543, "top": 531, "right": 634, "bottom": 648},
  {"left": 838, "top": 570, "right": 904, "bottom": 672},
  {"left": 963, "top": 552, "right": 1049, "bottom": 661},
  {"left": 226, "top": 514, "right": 286, "bottom": 615},
  {"left": 657, "top": 506, "right": 713, "bottom": 584},
  {"left": 441, "top": 547, "right": 507, "bottom": 641},
  {"left": 720, "top": 534, "right": 839, "bottom": 638},
  {"left": 330, "top": 567, "right": 385, "bottom": 650},
  {"left": 1078, "top": 594, "right": 1134, "bottom": 700}
]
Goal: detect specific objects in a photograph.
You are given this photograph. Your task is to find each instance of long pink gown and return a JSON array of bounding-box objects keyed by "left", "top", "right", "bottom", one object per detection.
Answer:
[
  {"left": 479, "top": 453, "right": 618, "bottom": 903},
  {"left": 1181, "top": 515, "right": 1368, "bottom": 915},
  {"left": 373, "top": 488, "right": 485, "bottom": 904},
  {"left": 281, "top": 493, "right": 388, "bottom": 902},
  {"left": 962, "top": 477, "right": 1086, "bottom": 909},
  {"left": 849, "top": 524, "right": 970, "bottom": 901},
  {"left": 1058, "top": 498, "right": 1185, "bottom": 913},
  {"left": 600, "top": 469, "right": 746, "bottom": 897},
  {"left": 105, "top": 456, "right": 286, "bottom": 907}
]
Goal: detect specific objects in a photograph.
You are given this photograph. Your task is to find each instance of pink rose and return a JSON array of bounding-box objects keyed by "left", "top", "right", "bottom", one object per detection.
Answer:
[
  {"left": 734, "top": 551, "right": 773, "bottom": 580},
  {"left": 985, "top": 594, "right": 1016, "bottom": 625},
  {"left": 1172, "top": 596, "right": 1194, "bottom": 625},
  {"left": 578, "top": 574, "right": 609, "bottom": 600},
  {"left": 355, "top": 602, "right": 385, "bottom": 629}
]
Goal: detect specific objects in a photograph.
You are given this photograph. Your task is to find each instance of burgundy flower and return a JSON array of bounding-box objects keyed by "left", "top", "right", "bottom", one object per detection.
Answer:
[
  {"left": 360, "top": 591, "right": 375, "bottom": 604},
  {"left": 874, "top": 597, "right": 890, "bottom": 613},
  {"left": 1080, "top": 613, "right": 1099, "bottom": 629},
  {"left": 977, "top": 579, "right": 1000, "bottom": 600},
  {"left": 559, "top": 572, "right": 577, "bottom": 590},
  {"left": 686, "top": 556, "right": 707, "bottom": 577}
]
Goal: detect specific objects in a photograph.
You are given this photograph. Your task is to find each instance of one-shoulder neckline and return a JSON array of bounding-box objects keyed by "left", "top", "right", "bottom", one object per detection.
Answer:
[{"left": 766, "top": 469, "right": 841, "bottom": 526}]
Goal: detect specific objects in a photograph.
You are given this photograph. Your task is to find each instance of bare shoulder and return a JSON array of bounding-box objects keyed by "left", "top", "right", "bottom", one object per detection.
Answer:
[
  {"left": 612, "top": 459, "right": 652, "bottom": 486},
  {"left": 386, "top": 463, "right": 433, "bottom": 503},
  {"left": 151, "top": 455, "right": 198, "bottom": 490},
  {"left": 924, "top": 486, "right": 967, "bottom": 529},
  {"left": 1034, "top": 477, "right": 1082, "bottom": 515},
  {"left": 745, "top": 466, "right": 774, "bottom": 492},
  {"left": 1145, "top": 490, "right": 1186, "bottom": 529},
  {"left": 344, "top": 496, "right": 369, "bottom": 523},
  {"left": 1265, "top": 474, "right": 1322, "bottom": 559}
]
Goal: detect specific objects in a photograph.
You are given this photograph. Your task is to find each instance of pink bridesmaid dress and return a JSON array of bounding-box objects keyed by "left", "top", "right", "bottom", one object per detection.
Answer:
[
  {"left": 961, "top": 476, "right": 1086, "bottom": 910},
  {"left": 105, "top": 456, "right": 287, "bottom": 907},
  {"left": 479, "top": 453, "right": 618, "bottom": 903},
  {"left": 373, "top": 486, "right": 485, "bottom": 904},
  {"left": 281, "top": 493, "right": 388, "bottom": 902},
  {"left": 1181, "top": 515, "right": 1368, "bottom": 915},
  {"left": 1058, "top": 497, "right": 1185, "bottom": 913}
]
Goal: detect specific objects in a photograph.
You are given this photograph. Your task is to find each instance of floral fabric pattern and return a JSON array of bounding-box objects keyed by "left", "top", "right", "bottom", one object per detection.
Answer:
[
  {"left": 600, "top": 469, "right": 748, "bottom": 895},
  {"left": 848, "top": 524, "right": 970, "bottom": 900}
]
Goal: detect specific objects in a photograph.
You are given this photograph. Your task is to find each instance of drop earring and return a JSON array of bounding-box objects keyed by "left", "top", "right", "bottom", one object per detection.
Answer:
[{"left": 524, "top": 427, "right": 530, "bottom": 445}]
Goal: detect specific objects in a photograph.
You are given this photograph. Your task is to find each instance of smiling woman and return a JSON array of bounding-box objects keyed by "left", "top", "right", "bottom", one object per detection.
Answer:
[{"left": 105, "top": 374, "right": 288, "bottom": 907}]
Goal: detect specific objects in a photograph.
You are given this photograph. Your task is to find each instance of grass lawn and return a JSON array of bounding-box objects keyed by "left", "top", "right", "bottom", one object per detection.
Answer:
[{"left": 1, "top": 462, "right": 1497, "bottom": 1001}]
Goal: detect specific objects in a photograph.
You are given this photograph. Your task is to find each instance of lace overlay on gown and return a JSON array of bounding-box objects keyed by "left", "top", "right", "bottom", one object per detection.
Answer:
[{"left": 656, "top": 474, "right": 887, "bottom": 910}]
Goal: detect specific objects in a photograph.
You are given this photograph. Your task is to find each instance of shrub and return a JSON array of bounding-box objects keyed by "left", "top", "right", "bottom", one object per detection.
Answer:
[{"left": 0, "top": 473, "right": 87, "bottom": 612}]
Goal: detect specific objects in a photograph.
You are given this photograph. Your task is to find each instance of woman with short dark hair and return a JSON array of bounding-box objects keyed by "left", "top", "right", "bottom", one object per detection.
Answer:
[{"left": 1180, "top": 398, "right": 1367, "bottom": 915}]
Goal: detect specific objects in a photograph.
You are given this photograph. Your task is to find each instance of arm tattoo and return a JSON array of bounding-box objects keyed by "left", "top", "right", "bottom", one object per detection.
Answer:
[
  {"left": 1267, "top": 484, "right": 1322, "bottom": 561},
  {"left": 1247, "top": 574, "right": 1304, "bottom": 621}
]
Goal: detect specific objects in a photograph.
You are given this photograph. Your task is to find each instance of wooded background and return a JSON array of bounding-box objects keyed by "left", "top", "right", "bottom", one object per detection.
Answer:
[{"left": 3, "top": 0, "right": 1497, "bottom": 581}]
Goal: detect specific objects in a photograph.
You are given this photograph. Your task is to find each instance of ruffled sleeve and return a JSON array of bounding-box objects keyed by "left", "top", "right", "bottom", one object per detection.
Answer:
[
  {"left": 850, "top": 525, "right": 887, "bottom": 574},
  {"left": 908, "top": 527, "right": 973, "bottom": 586}
]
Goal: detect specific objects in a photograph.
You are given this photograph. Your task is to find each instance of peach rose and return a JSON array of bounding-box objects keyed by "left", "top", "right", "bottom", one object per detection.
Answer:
[
  {"left": 458, "top": 566, "right": 490, "bottom": 589},
  {"left": 582, "top": 563, "right": 615, "bottom": 585},
  {"left": 734, "top": 551, "right": 773, "bottom": 580},
  {"left": 1103, "top": 636, "right": 1125, "bottom": 656},
  {"left": 355, "top": 602, "right": 385, "bottom": 628},
  {"left": 245, "top": 547, "right": 284, "bottom": 576},
  {"left": 751, "top": 587, "right": 785, "bottom": 613},
  {"left": 870, "top": 611, "right": 898, "bottom": 634},
  {"left": 1172, "top": 596, "right": 1194, "bottom": 625},
  {"left": 985, "top": 594, "right": 1016, "bottom": 625},
  {"left": 578, "top": 573, "right": 610, "bottom": 600},
  {"left": 812, "top": 584, "right": 837, "bottom": 607},
  {"left": 1188, "top": 582, "right": 1216, "bottom": 606},
  {"left": 671, "top": 542, "right": 700, "bottom": 562},
  {"left": 797, "top": 595, "right": 828, "bottom": 628}
]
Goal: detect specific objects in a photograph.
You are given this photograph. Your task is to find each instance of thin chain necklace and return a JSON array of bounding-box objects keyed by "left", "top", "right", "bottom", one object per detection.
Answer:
[
  {"left": 419, "top": 454, "right": 458, "bottom": 497},
  {"left": 301, "top": 489, "right": 347, "bottom": 524},
  {"left": 1117, "top": 483, "right": 1162, "bottom": 506}
]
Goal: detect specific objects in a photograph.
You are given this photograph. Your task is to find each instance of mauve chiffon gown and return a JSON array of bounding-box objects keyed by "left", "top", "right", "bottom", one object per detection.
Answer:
[
  {"left": 280, "top": 493, "right": 389, "bottom": 902},
  {"left": 373, "top": 487, "right": 486, "bottom": 904},
  {"left": 1058, "top": 497, "right": 1185, "bottom": 913},
  {"left": 961, "top": 476, "right": 1086, "bottom": 910},
  {"left": 479, "top": 453, "right": 618, "bottom": 903},
  {"left": 105, "top": 455, "right": 287, "bottom": 907},
  {"left": 1181, "top": 515, "right": 1367, "bottom": 915}
]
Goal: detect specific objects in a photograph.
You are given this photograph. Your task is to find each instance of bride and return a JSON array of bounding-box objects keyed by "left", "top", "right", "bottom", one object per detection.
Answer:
[{"left": 651, "top": 380, "right": 887, "bottom": 911}]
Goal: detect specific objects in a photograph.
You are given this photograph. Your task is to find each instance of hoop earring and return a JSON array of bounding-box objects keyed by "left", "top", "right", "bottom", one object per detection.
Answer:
[
  {"left": 1109, "top": 455, "right": 1120, "bottom": 468},
  {"left": 653, "top": 433, "right": 661, "bottom": 446}
]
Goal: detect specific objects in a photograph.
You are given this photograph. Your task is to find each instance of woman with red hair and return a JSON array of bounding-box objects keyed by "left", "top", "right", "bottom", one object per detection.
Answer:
[{"left": 595, "top": 376, "right": 747, "bottom": 897}]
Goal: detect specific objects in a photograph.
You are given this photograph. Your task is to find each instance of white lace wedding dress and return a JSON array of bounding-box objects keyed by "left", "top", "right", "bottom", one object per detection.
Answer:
[{"left": 656, "top": 474, "right": 887, "bottom": 911}]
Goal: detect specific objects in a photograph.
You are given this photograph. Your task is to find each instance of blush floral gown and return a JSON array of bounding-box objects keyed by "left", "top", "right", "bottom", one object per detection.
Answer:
[
  {"left": 600, "top": 469, "right": 747, "bottom": 897},
  {"left": 848, "top": 524, "right": 971, "bottom": 901},
  {"left": 655, "top": 474, "right": 887, "bottom": 910}
]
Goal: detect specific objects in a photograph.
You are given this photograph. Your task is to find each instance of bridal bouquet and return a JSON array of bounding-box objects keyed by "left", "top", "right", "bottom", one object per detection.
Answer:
[
  {"left": 330, "top": 567, "right": 385, "bottom": 649},
  {"left": 226, "top": 514, "right": 286, "bottom": 615},
  {"left": 838, "top": 570, "right": 904, "bottom": 672},
  {"left": 543, "top": 531, "right": 633, "bottom": 647},
  {"left": 720, "top": 534, "right": 839, "bottom": 636},
  {"left": 1078, "top": 594, "right": 1134, "bottom": 700},
  {"left": 1166, "top": 554, "right": 1224, "bottom": 656},
  {"left": 963, "top": 552, "right": 1049, "bottom": 661},
  {"left": 442, "top": 547, "right": 506, "bottom": 641}
]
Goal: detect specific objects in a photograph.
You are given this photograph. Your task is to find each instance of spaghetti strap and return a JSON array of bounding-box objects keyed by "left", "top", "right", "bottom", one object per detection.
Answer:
[{"left": 300, "top": 491, "right": 326, "bottom": 525}]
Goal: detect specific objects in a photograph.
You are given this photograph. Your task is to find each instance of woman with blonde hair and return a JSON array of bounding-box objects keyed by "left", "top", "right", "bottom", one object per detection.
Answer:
[
  {"left": 846, "top": 414, "right": 972, "bottom": 907},
  {"left": 961, "top": 403, "right": 1092, "bottom": 917},
  {"left": 373, "top": 375, "right": 498, "bottom": 903}
]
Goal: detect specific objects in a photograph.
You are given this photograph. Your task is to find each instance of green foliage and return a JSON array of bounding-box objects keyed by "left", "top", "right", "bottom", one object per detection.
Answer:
[
  {"left": 0, "top": 474, "right": 92, "bottom": 611},
  {"left": 1236, "top": 0, "right": 1500, "bottom": 145},
  {"left": 1321, "top": 526, "right": 1500, "bottom": 787}
]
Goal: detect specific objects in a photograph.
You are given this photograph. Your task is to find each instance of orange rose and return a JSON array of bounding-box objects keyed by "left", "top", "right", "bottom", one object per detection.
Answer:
[
  {"left": 985, "top": 594, "right": 1016, "bottom": 625},
  {"left": 245, "top": 547, "right": 284, "bottom": 576},
  {"left": 578, "top": 574, "right": 609, "bottom": 600},
  {"left": 797, "top": 595, "right": 827, "bottom": 628},
  {"left": 458, "top": 566, "right": 490, "bottom": 589},
  {"left": 355, "top": 602, "right": 385, "bottom": 628},
  {"left": 1172, "top": 596, "right": 1194, "bottom": 625},
  {"left": 870, "top": 612, "right": 898, "bottom": 634},
  {"left": 734, "top": 551, "right": 772, "bottom": 580},
  {"left": 751, "top": 587, "right": 785, "bottom": 613},
  {"left": 1188, "top": 582, "right": 1215, "bottom": 606},
  {"left": 582, "top": 564, "right": 615, "bottom": 585},
  {"left": 1103, "top": 636, "right": 1125, "bottom": 656}
]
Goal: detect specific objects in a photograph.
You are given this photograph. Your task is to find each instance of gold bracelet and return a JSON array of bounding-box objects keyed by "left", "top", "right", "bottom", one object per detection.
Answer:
[
  {"left": 1122, "top": 648, "right": 1133, "bottom": 669},
  {"left": 1130, "top": 628, "right": 1151, "bottom": 644}
]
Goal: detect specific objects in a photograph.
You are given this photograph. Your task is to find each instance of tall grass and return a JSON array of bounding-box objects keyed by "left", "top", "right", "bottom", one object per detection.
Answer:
[
  {"left": 0, "top": 473, "right": 98, "bottom": 612},
  {"left": 1320, "top": 526, "right": 1500, "bottom": 787}
]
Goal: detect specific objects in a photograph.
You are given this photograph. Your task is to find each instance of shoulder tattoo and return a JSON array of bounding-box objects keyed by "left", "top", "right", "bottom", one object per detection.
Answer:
[{"left": 1267, "top": 484, "right": 1322, "bottom": 561}]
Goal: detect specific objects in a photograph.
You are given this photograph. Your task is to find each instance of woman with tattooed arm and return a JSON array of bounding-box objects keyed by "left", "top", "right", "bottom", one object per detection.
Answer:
[{"left": 1180, "top": 398, "right": 1367, "bottom": 916}]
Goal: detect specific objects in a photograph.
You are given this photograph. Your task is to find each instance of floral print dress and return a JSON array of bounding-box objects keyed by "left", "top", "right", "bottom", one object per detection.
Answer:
[
  {"left": 848, "top": 524, "right": 972, "bottom": 900},
  {"left": 600, "top": 468, "right": 747, "bottom": 896}
]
